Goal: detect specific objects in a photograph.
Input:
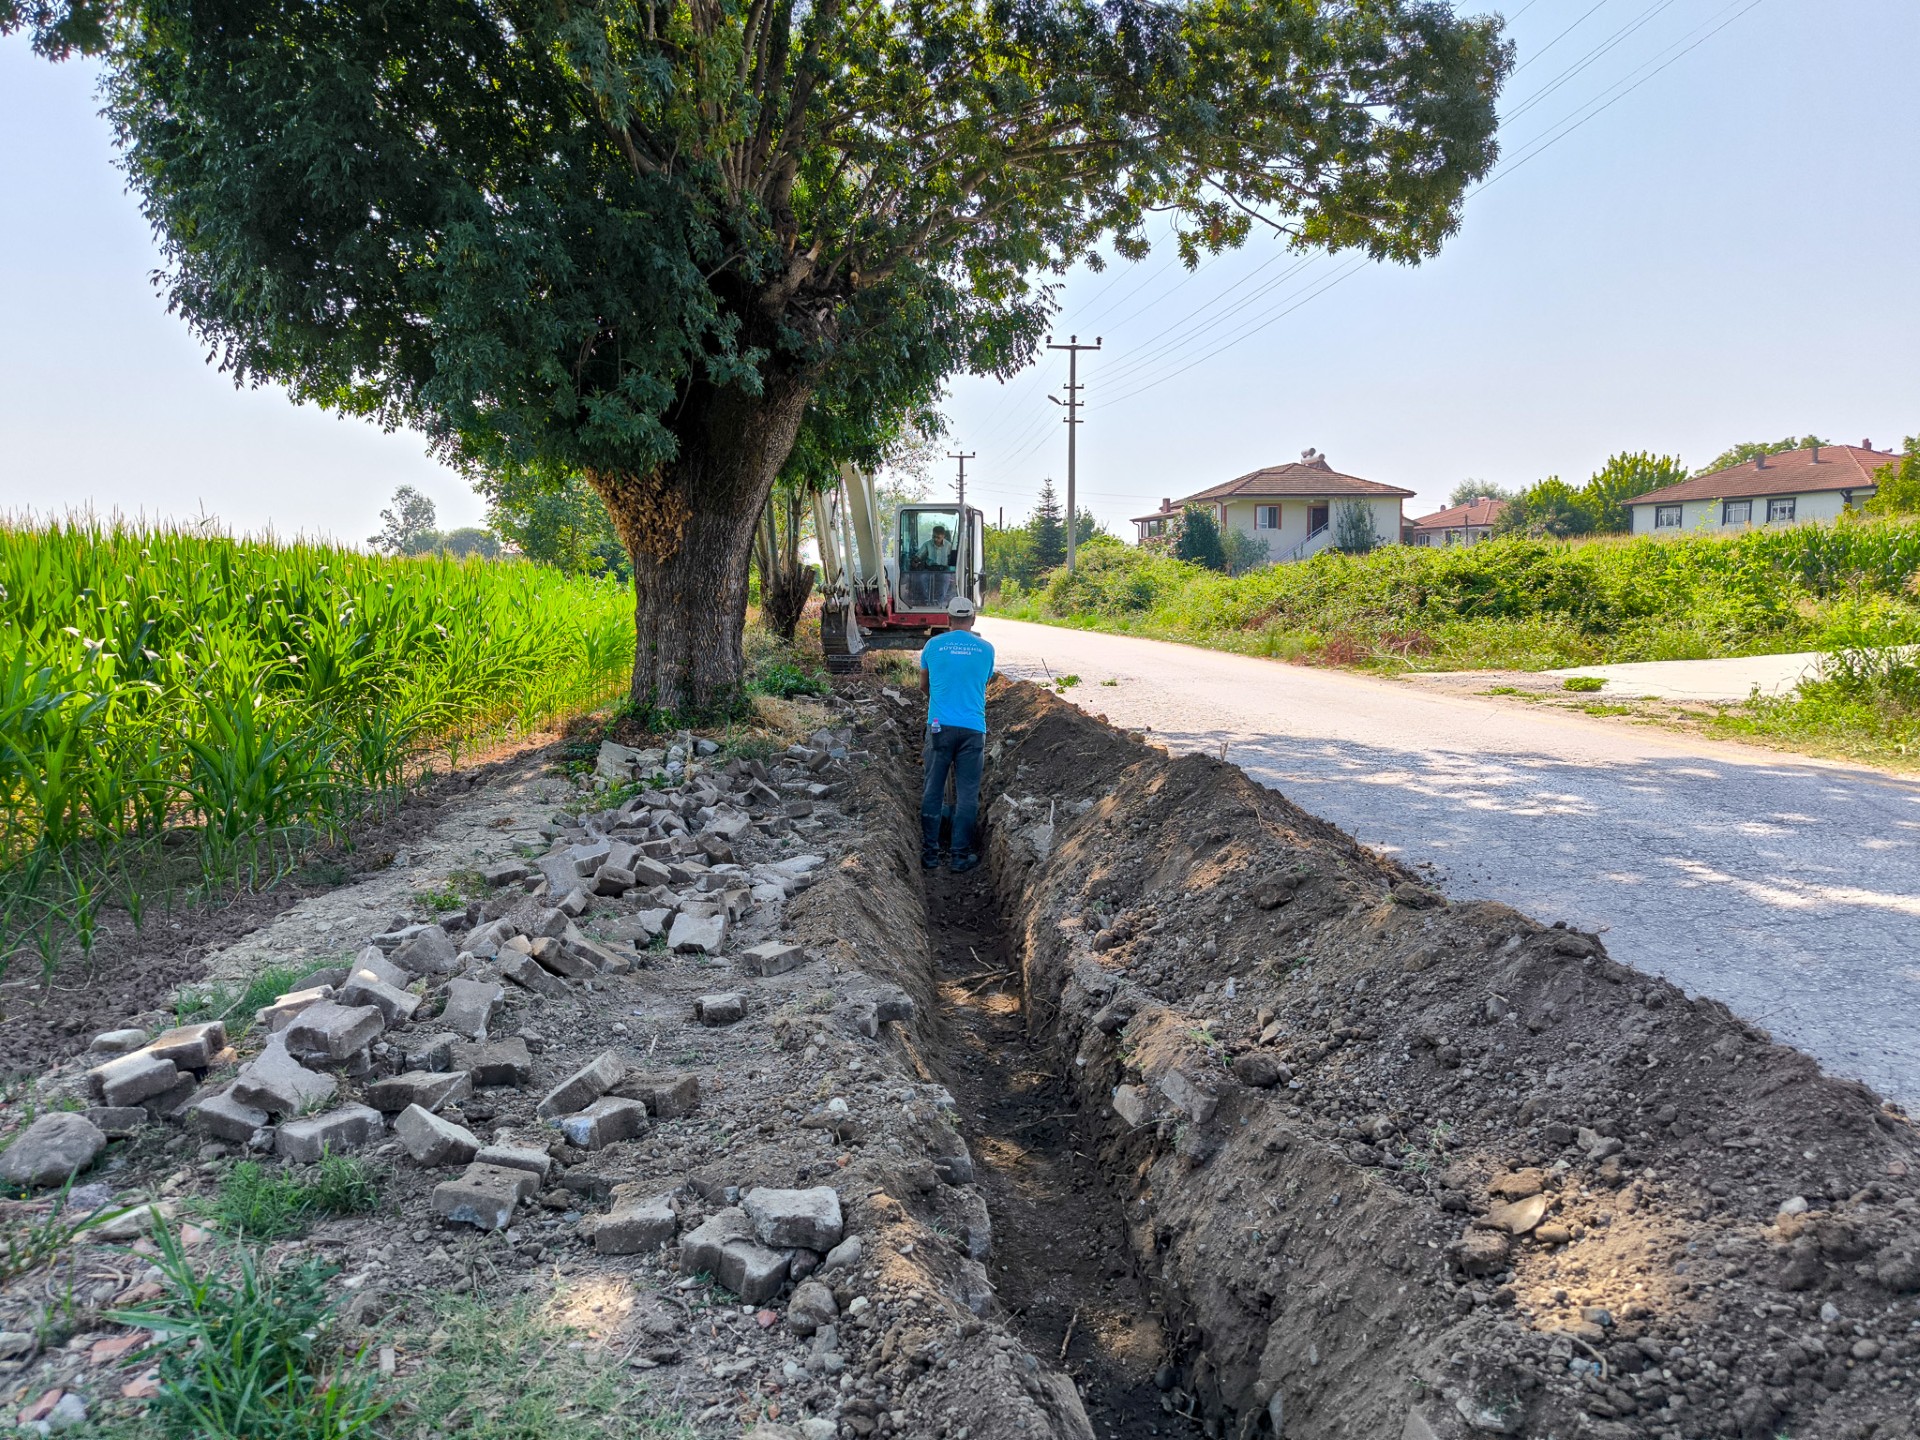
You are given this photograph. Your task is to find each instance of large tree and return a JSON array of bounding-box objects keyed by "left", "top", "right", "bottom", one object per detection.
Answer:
[{"left": 11, "top": 0, "right": 1509, "bottom": 713}]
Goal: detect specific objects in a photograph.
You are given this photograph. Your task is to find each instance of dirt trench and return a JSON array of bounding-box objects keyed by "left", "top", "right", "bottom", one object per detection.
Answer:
[{"left": 892, "top": 679, "right": 1920, "bottom": 1440}]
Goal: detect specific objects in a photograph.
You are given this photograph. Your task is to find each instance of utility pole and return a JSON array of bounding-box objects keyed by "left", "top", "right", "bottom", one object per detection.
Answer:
[
  {"left": 1046, "top": 334, "right": 1101, "bottom": 570},
  {"left": 947, "top": 450, "right": 975, "bottom": 516}
]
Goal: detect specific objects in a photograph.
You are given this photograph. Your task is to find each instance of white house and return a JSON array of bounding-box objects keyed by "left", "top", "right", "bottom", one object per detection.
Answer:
[
  {"left": 1131, "top": 450, "right": 1412, "bottom": 564},
  {"left": 1625, "top": 443, "right": 1889, "bottom": 536}
]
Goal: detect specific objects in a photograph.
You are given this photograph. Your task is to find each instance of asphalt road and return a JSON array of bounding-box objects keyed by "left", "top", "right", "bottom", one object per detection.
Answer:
[{"left": 978, "top": 617, "right": 1920, "bottom": 1106}]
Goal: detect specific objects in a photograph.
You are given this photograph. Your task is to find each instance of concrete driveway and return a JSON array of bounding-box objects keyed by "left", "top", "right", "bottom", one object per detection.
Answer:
[
  {"left": 1546, "top": 651, "right": 1824, "bottom": 702},
  {"left": 978, "top": 617, "right": 1920, "bottom": 1106}
]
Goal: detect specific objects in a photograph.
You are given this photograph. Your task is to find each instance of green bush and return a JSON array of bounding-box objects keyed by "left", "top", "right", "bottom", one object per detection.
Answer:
[{"left": 995, "top": 520, "right": 1920, "bottom": 673}]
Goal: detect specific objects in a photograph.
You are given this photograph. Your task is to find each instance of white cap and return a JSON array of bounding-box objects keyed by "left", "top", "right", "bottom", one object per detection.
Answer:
[{"left": 946, "top": 596, "right": 977, "bottom": 619}]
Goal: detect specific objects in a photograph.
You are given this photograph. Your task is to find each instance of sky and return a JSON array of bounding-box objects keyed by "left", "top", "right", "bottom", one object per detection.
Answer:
[{"left": 2, "top": 0, "right": 1916, "bottom": 544}]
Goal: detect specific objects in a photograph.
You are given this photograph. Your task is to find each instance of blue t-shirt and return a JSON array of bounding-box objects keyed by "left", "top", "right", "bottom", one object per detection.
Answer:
[{"left": 920, "top": 630, "right": 994, "bottom": 732}]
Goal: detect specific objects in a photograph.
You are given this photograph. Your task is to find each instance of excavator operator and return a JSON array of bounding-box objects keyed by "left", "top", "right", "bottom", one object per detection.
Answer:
[{"left": 918, "top": 597, "right": 994, "bottom": 873}]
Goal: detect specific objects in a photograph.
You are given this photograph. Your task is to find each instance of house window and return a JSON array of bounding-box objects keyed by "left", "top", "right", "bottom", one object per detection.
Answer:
[
  {"left": 1254, "top": 504, "right": 1280, "bottom": 530},
  {"left": 1143, "top": 519, "right": 1165, "bottom": 537},
  {"left": 1767, "top": 497, "right": 1796, "bottom": 524},
  {"left": 1654, "top": 504, "right": 1682, "bottom": 529},
  {"left": 1721, "top": 499, "right": 1752, "bottom": 525}
]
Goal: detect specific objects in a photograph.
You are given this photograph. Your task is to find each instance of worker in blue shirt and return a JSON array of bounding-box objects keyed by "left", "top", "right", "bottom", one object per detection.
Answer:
[{"left": 918, "top": 598, "right": 994, "bottom": 872}]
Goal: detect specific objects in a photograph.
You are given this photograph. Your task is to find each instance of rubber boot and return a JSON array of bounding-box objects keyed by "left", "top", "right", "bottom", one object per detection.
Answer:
[{"left": 920, "top": 814, "right": 943, "bottom": 870}]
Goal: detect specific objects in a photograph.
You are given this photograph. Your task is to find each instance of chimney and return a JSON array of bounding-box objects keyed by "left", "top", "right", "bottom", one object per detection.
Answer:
[
  {"left": 1754, "top": 452, "right": 1766, "bottom": 469},
  {"left": 1161, "top": 497, "right": 1171, "bottom": 513},
  {"left": 1811, "top": 443, "right": 1820, "bottom": 462},
  {"left": 1863, "top": 438, "right": 1872, "bottom": 450}
]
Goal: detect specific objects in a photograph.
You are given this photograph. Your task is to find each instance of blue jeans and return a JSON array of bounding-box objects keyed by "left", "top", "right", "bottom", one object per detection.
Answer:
[{"left": 921, "top": 725, "right": 984, "bottom": 858}]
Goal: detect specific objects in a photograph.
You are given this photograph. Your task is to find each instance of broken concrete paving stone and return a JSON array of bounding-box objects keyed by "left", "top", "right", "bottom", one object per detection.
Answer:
[
  {"left": 474, "top": 1144, "right": 552, "bottom": 1182},
  {"left": 394, "top": 1104, "right": 482, "bottom": 1166},
  {"left": 738, "top": 941, "right": 807, "bottom": 977},
  {"left": 743, "top": 1186, "right": 844, "bottom": 1251},
  {"left": 1111, "top": 1084, "right": 1153, "bottom": 1128},
  {"left": 256, "top": 985, "right": 334, "bottom": 1032},
  {"left": 141, "top": 1021, "right": 227, "bottom": 1072},
  {"left": 284, "top": 1001, "right": 386, "bottom": 1065},
  {"left": 449, "top": 1037, "right": 533, "bottom": 1088},
  {"left": 553, "top": 1096, "right": 648, "bottom": 1150},
  {"left": 530, "top": 935, "right": 592, "bottom": 980},
  {"left": 391, "top": 924, "right": 461, "bottom": 975},
  {"left": 231, "top": 1036, "right": 338, "bottom": 1117},
  {"left": 0, "top": 1113, "right": 107, "bottom": 1189},
  {"left": 480, "top": 860, "right": 529, "bottom": 887},
  {"left": 695, "top": 993, "right": 746, "bottom": 1026},
  {"left": 337, "top": 973, "right": 422, "bottom": 1026},
  {"left": 433, "top": 1162, "right": 539, "bottom": 1231},
  {"left": 88, "top": 1028, "right": 148, "bottom": 1056},
  {"left": 590, "top": 1187, "right": 679, "bottom": 1254},
  {"left": 187, "top": 1086, "right": 270, "bottom": 1144},
  {"left": 276, "top": 1103, "right": 385, "bottom": 1163},
  {"left": 1156, "top": 1069, "right": 1219, "bottom": 1125},
  {"left": 83, "top": 1106, "right": 149, "bottom": 1139},
  {"left": 668, "top": 911, "right": 729, "bottom": 954},
  {"left": 348, "top": 946, "right": 413, "bottom": 989},
  {"left": 403, "top": 1033, "right": 459, "bottom": 1073},
  {"left": 536, "top": 1050, "right": 626, "bottom": 1118},
  {"left": 366, "top": 1070, "right": 473, "bottom": 1114},
  {"left": 438, "top": 979, "right": 505, "bottom": 1040},
  {"left": 86, "top": 1050, "right": 182, "bottom": 1109},
  {"left": 680, "top": 1209, "right": 791, "bottom": 1305},
  {"left": 612, "top": 1071, "right": 701, "bottom": 1118},
  {"left": 501, "top": 951, "right": 570, "bottom": 999}
]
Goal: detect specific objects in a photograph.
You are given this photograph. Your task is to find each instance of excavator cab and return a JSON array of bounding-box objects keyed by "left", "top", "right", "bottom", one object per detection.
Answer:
[{"left": 815, "top": 470, "right": 984, "bottom": 669}]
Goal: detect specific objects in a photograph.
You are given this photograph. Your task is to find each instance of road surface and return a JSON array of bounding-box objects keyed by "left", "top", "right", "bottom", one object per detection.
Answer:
[{"left": 979, "top": 618, "right": 1920, "bottom": 1106}]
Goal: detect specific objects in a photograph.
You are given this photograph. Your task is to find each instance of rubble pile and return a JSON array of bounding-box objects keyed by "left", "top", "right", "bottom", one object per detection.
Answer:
[{"left": 1, "top": 707, "right": 1101, "bottom": 1440}]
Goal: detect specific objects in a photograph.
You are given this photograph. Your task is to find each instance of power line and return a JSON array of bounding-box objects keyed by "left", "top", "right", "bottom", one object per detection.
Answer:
[
  {"left": 1511, "top": 0, "right": 1615, "bottom": 76},
  {"left": 1502, "top": 0, "right": 1685, "bottom": 123}
]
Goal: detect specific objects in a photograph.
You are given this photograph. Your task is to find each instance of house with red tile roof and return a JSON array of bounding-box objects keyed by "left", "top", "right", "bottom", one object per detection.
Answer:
[
  {"left": 1626, "top": 443, "right": 1890, "bottom": 536},
  {"left": 1408, "top": 496, "right": 1508, "bottom": 547},
  {"left": 1130, "top": 450, "right": 1413, "bottom": 564}
]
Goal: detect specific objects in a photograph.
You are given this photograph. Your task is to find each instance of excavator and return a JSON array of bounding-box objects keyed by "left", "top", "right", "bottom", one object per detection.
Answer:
[{"left": 812, "top": 465, "right": 985, "bottom": 671}]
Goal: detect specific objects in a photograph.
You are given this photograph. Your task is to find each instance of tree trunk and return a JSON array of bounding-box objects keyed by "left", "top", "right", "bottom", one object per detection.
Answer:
[
  {"left": 587, "top": 370, "right": 814, "bottom": 716},
  {"left": 754, "top": 488, "right": 817, "bottom": 642}
]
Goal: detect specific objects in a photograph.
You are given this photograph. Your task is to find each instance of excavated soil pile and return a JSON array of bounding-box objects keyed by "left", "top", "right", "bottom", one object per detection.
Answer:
[{"left": 977, "top": 679, "right": 1920, "bottom": 1440}]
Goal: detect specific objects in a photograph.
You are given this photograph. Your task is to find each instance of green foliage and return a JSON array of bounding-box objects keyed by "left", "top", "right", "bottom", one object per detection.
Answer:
[
  {"left": 368, "top": 487, "right": 440, "bottom": 557},
  {"left": 206, "top": 1156, "right": 383, "bottom": 1241},
  {"left": 488, "top": 474, "right": 631, "bottom": 580},
  {"left": 0, "top": 518, "right": 632, "bottom": 976},
  {"left": 393, "top": 1292, "right": 694, "bottom": 1440},
  {"left": 1719, "top": 644, "right": 1920, "bottom": 765},
  {"left": 1332, "top": 499, "right": 1380, "bottom": 554},
  {"left": 1699, "top": 435, "right": 1828, "bottom": 476},
  {"left": 1865, "top": 437, "right": 1920, "bottom": 518},
  {"left": 59, "top": 0, "right": 1508, "bottom": 710},
  {"left": 742, "top": 630, "right": 829, "bottom": 699},
  {"left": 1561, "top": 676, "right": 1605, "bottom": 692},
  {"left": 1583, "top": 452, "right": 1688, "bottom": 532},
  {"left": 1222, "top": 529, "right": 1271, "bottom": 576},
  {"left": 174, "top": 963, "right": 337, "bottom": 1035},
  {"left": 106, "top": 1226, "right": 388, "bottom": 1440},
  {"left": 1, "top": 1179, "right": 126, "bottom": 1281},
  {"left": 1030, "top": 481, "right": 1068, "bottom": 574},
  {"left": 1175, "top": 505, "right": 1227, "bottom": 571},
  {"left": 1446, "top": 480, "right": 1518, "bottom": 506},
  {"left": 1001, "top": 521, "right": 1920, "bottom": 674},
  {"left": 1498, "top": 476, "right": 1595, "bottom": 538}
]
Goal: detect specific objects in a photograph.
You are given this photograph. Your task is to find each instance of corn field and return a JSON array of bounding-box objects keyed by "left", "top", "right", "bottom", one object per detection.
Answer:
[{"left": 0, "top": 518, "right": 635, "bottom": 976}]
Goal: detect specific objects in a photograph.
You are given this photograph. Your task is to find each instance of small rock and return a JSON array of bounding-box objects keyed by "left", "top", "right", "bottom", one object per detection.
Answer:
[
  {"left": 438, "top": 979, "right": 505, "bottom": 1041},
  {"left": 667, "top": 911, "right": 729, "bottom": 954},
  {"left": 591, "top": 1187, "right": 679, "bottom": 1254},
  {"left": 87, "top": 1029, "right": 147, "bottom": 1056},
  {"left": 86, "top": 1051, "right": 182, "bottom": 1108},
  {"left": 787, "top": 1280, "right": 838, "bottom": 1336},
  {"left": 231, "top": 1036, "right": 337, "bottom": 1116},
  {"left": 391, "top": 924, "right": 461, "bottom": 975},
  {"left": 695, "top": 993, "right": 746, "bottom": 1026},
  {"left": 536, "top": 1050, "right": 626, "bottom": 1119},
  {"left": 1486, "top": 1194, "right": 1550, "bottom": 1236},
  {"left": 433, "top": 1162, "right": 538, "bottom": 1230},
  {"left": 276, "top": 1103, "right": 385, "bottom": 1162},
  {"left": 0, "top": 1114, "right": 106, "bottom": 1189},
  {"left": 553, "top": 1096, "right": 648, "bottom": 1150},
  {"left": 738, "top": 941, "right": 807, "bottom": 977},
  {"left": 820, "top": 1235, "right": 863, "bottom": 1272},
  {"left": 283, "top": 1002, "right": 385, "bottom": 1065},
  {"left": 743, "top": 1186, "right": 843, "bottom": 1250},
  {"left": 142, "top": 1021, "right": 227, "bottom": 1071},
  {"left": 1229, "top": 1053, "right": 1288, "bottom": 1088},
  {"left": 450, "top": 1037, "right": 533, "bottom": 1088}
]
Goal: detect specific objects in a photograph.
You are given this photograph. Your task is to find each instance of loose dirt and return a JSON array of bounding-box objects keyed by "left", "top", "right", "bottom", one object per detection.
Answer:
[{"left": 927, "top": 864, "right": 1180, "bottom": 1437}]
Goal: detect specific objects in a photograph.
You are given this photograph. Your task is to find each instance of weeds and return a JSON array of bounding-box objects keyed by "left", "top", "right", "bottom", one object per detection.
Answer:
[
  {"left": 105, "top": 1225, "right": 388, "bottom": 1440},
  {"left": 175, "top": 963, "right": 336, "bottom": 1035},
  {"left": 1561, "top": 676, "right": 1605, "bottom": 692},
  {"left": 1, "top": 1181, "right": 127, "bottom": 1284},
  {"left": 393, "top": 1291, "right": 694, "bottom": 1439},
  {"left": 204, "top": 1155, "right": 382, "bottom": 1240}
]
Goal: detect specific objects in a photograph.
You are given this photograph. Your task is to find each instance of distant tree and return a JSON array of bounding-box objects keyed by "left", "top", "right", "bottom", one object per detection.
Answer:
[
  {"left": 488, "top": 475, "right": 629, "bottom": 579},
  {"left": 1865, "top": 436, "right": 1920, "bottom": 517},
  {"left": 1174, "top": 504, "right": 1227, "bottom": 571},
  {"left": 1698, "top": 436, "right": 1828, "bottom": 476},
  {"left": 1446, "top": 479, "right": 1518, "bottom": 507},
  {"left": 753, "top": 478, "right": 818, "bottom": 641},
  {"left": 1029, "top": 481, "right": 1068, "bottom": 573},
  {"left": 1223, "top": 529, "right": 1272, "bottom": 575},
  {"left": 1496, "top": 478, "right": 1595, "bottom": 539},
  {"left": 438, "top": 526, "right": 500, "bottom": 559},
  {"left": 369, "top": 486, "right": 439, "bottom": 556},
  {"left": 985, "top": 525, "right": 1037, "bottom": 591},
  {"left": 1331, "top": 499, "right": 1379, "bottom": 554},
  {"left": 1584, "top": 452, "right": 1687, "bottom": 533}
]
